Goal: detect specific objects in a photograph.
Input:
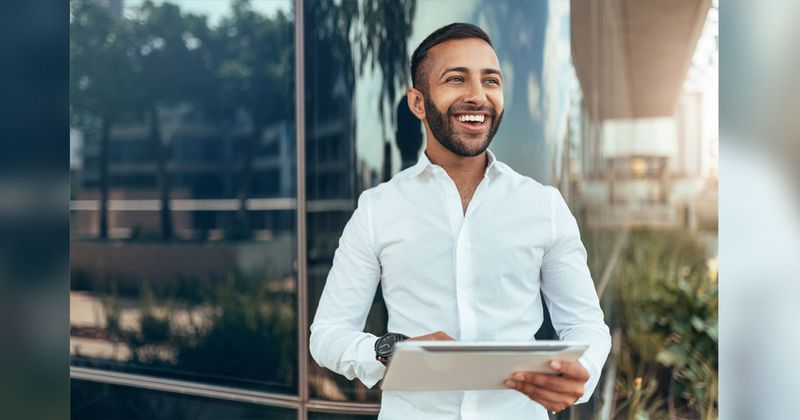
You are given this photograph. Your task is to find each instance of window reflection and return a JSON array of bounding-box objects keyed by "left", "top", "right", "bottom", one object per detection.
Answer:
[{"left": 70, "top": 0, "right": 298, "bottom": 394}]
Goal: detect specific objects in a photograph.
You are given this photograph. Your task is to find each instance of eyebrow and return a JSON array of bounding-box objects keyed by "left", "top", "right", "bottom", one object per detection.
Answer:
[{"left": 440, "top": 66, "right": 503, "bottom": 79}]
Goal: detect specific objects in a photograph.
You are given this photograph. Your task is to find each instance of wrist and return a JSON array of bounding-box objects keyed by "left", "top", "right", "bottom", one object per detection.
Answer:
[{"left": 374, "top": 332, "right": 408, "bottom": 364}]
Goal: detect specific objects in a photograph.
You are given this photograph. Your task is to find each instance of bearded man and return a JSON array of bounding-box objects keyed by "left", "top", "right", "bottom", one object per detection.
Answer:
[{"left": 310, "top": 23, "right": 611, "bottom": 420}]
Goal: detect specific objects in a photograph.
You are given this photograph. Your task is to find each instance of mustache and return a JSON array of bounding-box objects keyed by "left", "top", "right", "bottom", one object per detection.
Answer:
[{"left": 448, "top": 102, "right": 498, "bottom": 117}]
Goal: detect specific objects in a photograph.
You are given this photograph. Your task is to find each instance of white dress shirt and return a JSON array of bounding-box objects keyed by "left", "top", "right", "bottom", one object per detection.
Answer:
[{"left": 309, "top": 149, "right": 611, "bottom": 420}]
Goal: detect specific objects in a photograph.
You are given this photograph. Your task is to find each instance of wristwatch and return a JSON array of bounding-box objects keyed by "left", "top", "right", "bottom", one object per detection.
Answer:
[{"left": 374, "top": 332, "right": 409, "bottom": 365}]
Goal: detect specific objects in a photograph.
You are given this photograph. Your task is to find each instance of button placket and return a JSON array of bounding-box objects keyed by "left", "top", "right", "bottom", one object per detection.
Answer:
[
  {"left": 455, "top": 178, "right": 489, "bottom": 342},
  {"left": 455, "top": 225, "right": 478, "bottom": 341}
]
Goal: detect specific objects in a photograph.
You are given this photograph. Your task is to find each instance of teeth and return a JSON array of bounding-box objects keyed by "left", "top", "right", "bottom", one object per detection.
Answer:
[{"left": 458, "top": 114, "right": 485, "bottom": 123}]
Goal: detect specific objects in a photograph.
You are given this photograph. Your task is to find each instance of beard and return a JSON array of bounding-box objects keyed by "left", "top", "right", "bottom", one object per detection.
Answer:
[{"left": 424, "top": 95, "right": 504, "bottom": 157}]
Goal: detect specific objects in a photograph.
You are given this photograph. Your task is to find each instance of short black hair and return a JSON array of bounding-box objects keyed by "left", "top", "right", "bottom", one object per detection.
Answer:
[{"left": 411, "top": 23, "right": 493, "bottom": 93}]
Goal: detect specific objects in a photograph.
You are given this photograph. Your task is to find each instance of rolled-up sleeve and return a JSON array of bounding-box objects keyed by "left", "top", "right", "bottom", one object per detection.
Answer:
[
  {"left": 540, "top": 187, "right": 612, "bottom": 404},
  {"left": 309, "top": 190, "right": 386, "bottom": 388}
]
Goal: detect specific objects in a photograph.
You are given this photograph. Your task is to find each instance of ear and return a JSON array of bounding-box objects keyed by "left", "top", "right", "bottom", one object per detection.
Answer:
[{"left": 407, "top": 87, "right": 426, "bottom": 121}]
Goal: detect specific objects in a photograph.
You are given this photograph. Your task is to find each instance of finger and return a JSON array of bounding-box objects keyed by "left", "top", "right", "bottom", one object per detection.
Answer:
[
  {"left": 407, "top": 331, "right": 454, "bottom": 341},
  {"left": 511, "top": 372, "right": 584, "bottom": 397},
  {"left": 549, "top": 360, "right": 590, "bottom": 381},
  {"left": 407, "top": 332, "right": 434, "bottom": 341},
  {"left": 505, "top": 380, "right": 573, "bottom": 412},
  {"left": 433, "top": 331, "right": 454, "bottom": 340},
  {"left": 430, "top": 331, "right": 453, "bottom": 341},
  {"left": 515, "top": 381, "right": 576, "bottom": 409}
]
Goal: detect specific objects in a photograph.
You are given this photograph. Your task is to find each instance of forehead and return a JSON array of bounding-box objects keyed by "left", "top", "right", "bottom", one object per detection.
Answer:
[{"left": 427, "top": 38, "right": 500, "bottom": 76}]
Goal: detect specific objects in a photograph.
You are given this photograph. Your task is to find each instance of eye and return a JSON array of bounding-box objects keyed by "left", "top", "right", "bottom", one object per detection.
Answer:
[
  {"left": 446, "top": 76, "right": 464, "bottom": 83},
  {"left": 484, "top": 78, "right": 500, "bottom": 85}
]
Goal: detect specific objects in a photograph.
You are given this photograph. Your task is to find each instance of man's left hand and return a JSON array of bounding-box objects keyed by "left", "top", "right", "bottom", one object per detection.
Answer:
[{"left": 504, "top": 360, "right": 589, "bottom": 413}]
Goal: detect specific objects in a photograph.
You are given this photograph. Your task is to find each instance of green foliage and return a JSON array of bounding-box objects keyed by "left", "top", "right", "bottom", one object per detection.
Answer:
[
  {"left": 647, "top": 275, "right": 718, "bottom": 420},
  {"left": 101, "top": 280, "right": 123, "bottom": 339},
  {"left": 70, "top": 0, "right": 138, "bottom": 123},
  {"left": 356, "top": 0, "right": 417, "bottom": 125},
  {"left": 613, "top": 347, "right": 667, "bottom": 420},
  {"left": 121, "top": 280, "right": 177, "bottom": 365},
  {"left": 137, "top": 280, "right": 173, "bottom": 343},
  {"left": 173, "top": 273, "right": 297, "bottom": 390},
  {"left": 606, "top": 228, "right": 718, "bottom": 419}
]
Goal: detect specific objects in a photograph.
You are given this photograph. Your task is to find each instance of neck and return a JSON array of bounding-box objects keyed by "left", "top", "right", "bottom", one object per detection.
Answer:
[{"left": 424, "top": 138, "right": 488, "bottom": 186}]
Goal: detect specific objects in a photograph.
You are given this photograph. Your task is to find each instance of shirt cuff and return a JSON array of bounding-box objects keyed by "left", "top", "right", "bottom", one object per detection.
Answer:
[
  {"left": 575, "top": 354, "right": 600, "bottom": 404},
  {"left": 354, "top": 335, "right": 387, "bottom": 388}
]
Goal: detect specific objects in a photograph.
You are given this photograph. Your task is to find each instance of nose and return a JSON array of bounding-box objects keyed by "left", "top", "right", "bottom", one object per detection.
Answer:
[{"left": 463, "top": 76, "right": 486, "bottom": 104}]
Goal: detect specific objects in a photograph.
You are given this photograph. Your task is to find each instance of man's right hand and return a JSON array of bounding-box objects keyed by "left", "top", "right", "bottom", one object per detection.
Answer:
[{"left": 405, "top": 331, "right": 454, "bottom": 341}]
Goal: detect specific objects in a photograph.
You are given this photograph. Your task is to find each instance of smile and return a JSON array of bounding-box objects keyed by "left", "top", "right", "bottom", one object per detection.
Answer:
[
  {"left": 453, "top": 113, "right": 490, "bottom": 132},
  {"left": 457, "top": 114, "right": 485, "bottom": 123}
]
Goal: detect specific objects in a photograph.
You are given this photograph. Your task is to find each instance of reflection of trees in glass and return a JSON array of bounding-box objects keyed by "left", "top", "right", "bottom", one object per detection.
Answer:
[
  {"left": 175, "top": 274, "right": 297, "bottom": 391},
  {"left": 304, "top": 0, "right": 417, "bottom": 403},
  {"left": 355, "top": 1, "right": 417, "bottom": 181},
  {"left": 395, "top": 93, "right": 423, "bottom": 170},
  {"left": 70, "top": 0, "right": 299, "bottom": 393},
  {"left": 71, "top": 0, "right": 209, "bottom": 239},
  {"left": 305, "top": 0, "right": 416, "bottom": 187},
  {"left": 71, "top": 0, "right": 137, "bottom": 239},
  {"left": 71, "top": 0, "right": 295, "bottom": 240},
  {"left": 73, "top": 271, "right": 298, "bottom": 392},
  {"left": 128, "top": 1, "right": 214, "bottom": 240},
  {"left": 211, "top": 0, "right": 294, "bottom": 234}
]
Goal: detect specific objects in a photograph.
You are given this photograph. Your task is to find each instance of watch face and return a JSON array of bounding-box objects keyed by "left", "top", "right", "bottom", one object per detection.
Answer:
[{"left": 377, "top": 334, "right": 397, "bottom": 356}]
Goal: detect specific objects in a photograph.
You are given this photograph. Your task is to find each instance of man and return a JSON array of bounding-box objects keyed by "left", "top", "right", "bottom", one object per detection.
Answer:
[{"left": 310, "top": 23, "right": 611, "bottom": 419}]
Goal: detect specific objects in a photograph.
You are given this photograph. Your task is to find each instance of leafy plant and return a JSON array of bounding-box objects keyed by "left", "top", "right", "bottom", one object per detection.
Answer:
[
  {"left": 137, "top": 279, "right": 174, "bottom": 343},
  {"left": 101, "top": 280, "right": 123, "bottom": 339},
  {"left": 647, "top": 275, "right": 718, "bottom": 419},
  {"left": 603, "top": 227, "right": 718, "bottom": 419},
  {"left": 173, "top": 273, "right": 297, "bottom": 390},
  {"left": 613, "top": 348, "right": 666, "bottom": 420}
]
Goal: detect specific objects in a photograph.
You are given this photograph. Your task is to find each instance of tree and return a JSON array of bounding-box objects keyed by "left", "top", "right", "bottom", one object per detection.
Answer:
[
  {"left": 127, "top": 1, "right": 213, "bottom": 240},
  {"left": 212, "top": 0, "right": 295, "bottom": 234},
  {"left": 354, "top": 0, "right": 416, "bottom": 181},
  {"left": 70, "top": 0, "right": 137, "bottom": 239}
]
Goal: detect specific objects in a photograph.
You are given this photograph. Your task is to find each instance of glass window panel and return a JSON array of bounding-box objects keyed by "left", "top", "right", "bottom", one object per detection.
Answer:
[
  {"left": 71, "top": 379, "right": 297, "bottom": 419},
  {"left": 70, "top": 0, "right": 298, "bottom": 395}
]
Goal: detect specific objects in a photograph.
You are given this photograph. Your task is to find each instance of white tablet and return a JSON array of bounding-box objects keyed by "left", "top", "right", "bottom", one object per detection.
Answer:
[{"left": 381, "top": 340, "right": 588, "bottom": 391}]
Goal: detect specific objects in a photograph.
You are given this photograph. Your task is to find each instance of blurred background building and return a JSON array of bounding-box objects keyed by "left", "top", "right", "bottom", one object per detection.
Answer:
[{"left": 69, "top": 0, "right": 718, "bottom": 418}]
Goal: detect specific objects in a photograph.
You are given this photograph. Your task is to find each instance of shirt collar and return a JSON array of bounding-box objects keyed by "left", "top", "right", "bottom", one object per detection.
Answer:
[{"left": 408, "top": 148, "right": 500, "bottom": 179}]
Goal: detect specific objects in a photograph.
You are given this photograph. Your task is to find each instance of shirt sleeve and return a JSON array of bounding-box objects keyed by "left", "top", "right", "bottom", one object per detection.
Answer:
[
  {"left": 540, "top": 187, "right": 612, "bottom": 404},
  {"left": 309, "top": 190, "right": 386, "bottom": 388}
]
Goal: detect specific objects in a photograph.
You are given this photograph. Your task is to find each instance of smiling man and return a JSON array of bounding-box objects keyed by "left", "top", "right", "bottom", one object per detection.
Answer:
[{"left": 310, "top": 23, "right": 611, "bottom": 419}]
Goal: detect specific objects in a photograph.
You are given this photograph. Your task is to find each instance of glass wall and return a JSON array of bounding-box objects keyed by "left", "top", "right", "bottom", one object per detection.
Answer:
[
  {"left": 70, "top": 0, "right": 298, "bottom": 397},
  {"left": 71, "top": 0, "right": 718, "bottom": 418}
]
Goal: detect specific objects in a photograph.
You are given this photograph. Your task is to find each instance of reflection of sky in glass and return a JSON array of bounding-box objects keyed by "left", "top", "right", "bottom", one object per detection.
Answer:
[{"left": 124, "top": 0, "right": 292, "bottom": 25}]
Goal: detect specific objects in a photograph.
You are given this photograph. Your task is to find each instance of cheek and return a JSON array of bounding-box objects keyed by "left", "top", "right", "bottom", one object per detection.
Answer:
[{"left": 489, "top": 92, "right": 504, "bottom": 113}]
